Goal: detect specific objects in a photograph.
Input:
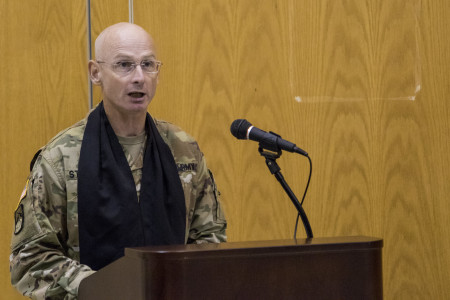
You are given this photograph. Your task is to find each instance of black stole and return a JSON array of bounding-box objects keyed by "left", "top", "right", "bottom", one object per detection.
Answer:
[{"left": 78, "top": 102, "right": 186, "bottom": 270}]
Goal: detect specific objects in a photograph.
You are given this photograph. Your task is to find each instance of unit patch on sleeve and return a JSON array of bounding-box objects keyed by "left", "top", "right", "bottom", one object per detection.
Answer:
[{"left": 14, "top": 204, "right": 24, "bottom": 235}]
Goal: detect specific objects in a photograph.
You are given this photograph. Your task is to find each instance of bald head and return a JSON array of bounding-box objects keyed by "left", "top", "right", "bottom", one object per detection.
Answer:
[{"left": 94, "top": 22, "right": 155, "bottom": 61}]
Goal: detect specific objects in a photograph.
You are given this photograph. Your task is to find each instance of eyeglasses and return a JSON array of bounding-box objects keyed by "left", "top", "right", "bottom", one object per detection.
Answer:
[{"left": 97, "top": 60, "right": 162, "bottom": 76}]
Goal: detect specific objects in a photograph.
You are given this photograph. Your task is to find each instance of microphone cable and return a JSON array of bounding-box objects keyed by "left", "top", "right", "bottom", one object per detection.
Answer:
[{"left": 294, "top": 154, "right": 312, "bottom": 240}]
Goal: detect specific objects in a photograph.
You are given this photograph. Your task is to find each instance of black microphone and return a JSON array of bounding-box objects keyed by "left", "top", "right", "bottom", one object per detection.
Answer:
[{"left": 230, "top": 119, "right": 308, "bottom": 156}]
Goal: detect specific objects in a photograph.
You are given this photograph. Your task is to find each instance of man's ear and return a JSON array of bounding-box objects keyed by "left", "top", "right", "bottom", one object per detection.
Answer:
[{"left": 88, "top": 60, "right": 102, "bottom": 86}]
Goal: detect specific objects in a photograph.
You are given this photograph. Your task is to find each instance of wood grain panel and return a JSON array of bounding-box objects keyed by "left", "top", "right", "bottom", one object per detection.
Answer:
[
  {"left": 381, "top": 101, "right": 438, "bottom": 298},
  {"left": 0, "top": 1, "right": 88, "bottom": 299},
  {"left": 297, "top": 0, "right": 418, "bottom": 101},
  {"left": 419, "top": 1, "right": 450, "bottom": 298},
  {"left": 379, "top": 0, "right": 450, "bottom": 297}
]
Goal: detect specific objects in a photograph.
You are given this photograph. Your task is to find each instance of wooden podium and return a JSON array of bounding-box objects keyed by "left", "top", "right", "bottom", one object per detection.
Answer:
[{"left": 79, "top": 236, "right": 383, "bottom": 300}]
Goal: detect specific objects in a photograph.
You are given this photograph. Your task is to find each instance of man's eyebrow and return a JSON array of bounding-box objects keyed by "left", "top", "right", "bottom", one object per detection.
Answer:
[{"left": 141, "top": 54, "right": 157, "bottom": 60}]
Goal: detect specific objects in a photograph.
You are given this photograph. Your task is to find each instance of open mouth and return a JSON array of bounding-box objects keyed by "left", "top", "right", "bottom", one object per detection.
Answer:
[{"left": 128, "top": 92, "right": 145, "bottom": 98}]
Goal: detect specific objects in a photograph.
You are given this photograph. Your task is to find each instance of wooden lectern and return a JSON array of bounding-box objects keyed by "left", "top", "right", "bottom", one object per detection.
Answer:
[{"left": 79, "top": 236, "right": 382, "bottom": 300}]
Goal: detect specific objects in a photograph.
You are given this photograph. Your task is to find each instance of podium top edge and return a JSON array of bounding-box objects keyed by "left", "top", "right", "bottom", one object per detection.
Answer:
[{"left": 125, "top": 236, "right": 383, "bottom": 259}]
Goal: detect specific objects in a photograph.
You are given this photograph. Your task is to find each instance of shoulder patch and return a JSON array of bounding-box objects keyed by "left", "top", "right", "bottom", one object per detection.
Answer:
[{"left": 14, "top": 204, "right": 24, "bottom": 235}]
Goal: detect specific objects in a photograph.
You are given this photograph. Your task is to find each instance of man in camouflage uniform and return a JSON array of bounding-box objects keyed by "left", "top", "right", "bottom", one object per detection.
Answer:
[{"left": 10, "top": 22, "right": 226, "bottom": 299}]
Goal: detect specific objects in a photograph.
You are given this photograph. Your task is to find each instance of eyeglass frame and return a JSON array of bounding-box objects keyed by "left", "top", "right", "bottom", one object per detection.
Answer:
[{"left": 96, "top": 59, "right": 162, "bottom": 76}]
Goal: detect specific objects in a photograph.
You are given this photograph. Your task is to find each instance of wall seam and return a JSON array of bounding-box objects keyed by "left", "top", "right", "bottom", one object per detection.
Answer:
[
  {"left": 86, "top": 0, "right": 93, "bottom": 110},
  {"left": 129, "top": 0, "right": 134, "bottom": 23}
]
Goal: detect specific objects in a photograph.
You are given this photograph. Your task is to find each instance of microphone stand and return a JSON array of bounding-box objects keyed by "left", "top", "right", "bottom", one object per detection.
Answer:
[{"left": 258, "top": 146, "right": 313, "bottom": 239}]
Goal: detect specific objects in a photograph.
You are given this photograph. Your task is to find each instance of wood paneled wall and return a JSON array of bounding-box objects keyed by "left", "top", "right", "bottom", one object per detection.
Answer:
[
  {"left": 0, "top": 1, "right": 89, "bottom": 299},
  {"left": 1, "top": 1, "right": 448, "bottom": 299}
]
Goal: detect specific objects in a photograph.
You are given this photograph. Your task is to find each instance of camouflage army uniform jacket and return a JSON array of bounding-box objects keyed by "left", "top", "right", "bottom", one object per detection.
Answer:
[{"left": 10, "top": 117, "right": 227, "bottom": 300}]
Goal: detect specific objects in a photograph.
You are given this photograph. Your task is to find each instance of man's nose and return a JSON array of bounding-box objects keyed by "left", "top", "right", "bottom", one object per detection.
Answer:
[{"left": 131, "top": 64, "right": 145, "bottom": 83}]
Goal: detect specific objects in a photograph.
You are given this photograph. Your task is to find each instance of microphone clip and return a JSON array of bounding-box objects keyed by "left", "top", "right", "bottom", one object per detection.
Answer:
[
  {"left": 258, "top": 146, "right": 282, "bottom": 175},
  {"left": 258, "top": 131, "right": 284, "bottom": 153}
]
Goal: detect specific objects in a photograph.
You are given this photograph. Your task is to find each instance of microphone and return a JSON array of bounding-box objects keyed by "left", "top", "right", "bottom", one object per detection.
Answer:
[{"left": 230, "top": 119, "right": 308, "bottom": 156}]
